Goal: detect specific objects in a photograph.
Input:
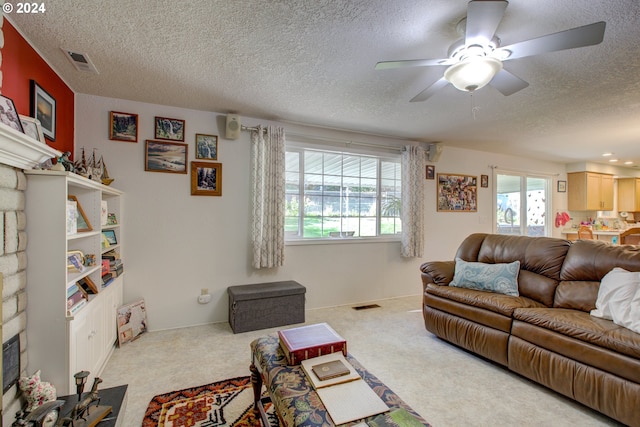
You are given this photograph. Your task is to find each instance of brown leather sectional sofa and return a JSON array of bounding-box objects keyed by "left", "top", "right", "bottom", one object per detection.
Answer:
[{"left": 420, "top": 233, "right": 640, "bottom": 426}]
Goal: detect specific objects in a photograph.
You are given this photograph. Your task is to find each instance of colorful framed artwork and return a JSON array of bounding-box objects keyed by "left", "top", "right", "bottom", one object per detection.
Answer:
[
  {"left": 19, "top": 115, "right": 44, "bottom": 142},
  {"left": 195, "top": 133, "right": 218, "bottom": 160},
  {"left": 154, "top": 116, "right": 185, "bottom": 141},
  {"left": 145, "top": 140, "right": 188, "bottom": 174},
  {"left": 191, "top": 161, "right": 222, "bottom": 196},
  {"left": 437, "top": 173, "right": 478, "bottom": 212},
  {"left": 117, "top": 299, "right": 148, "bottom": 346},
  {"left": 0, "top": 95, "right": 24, "bottom": 133},
  {"left": 110, "top": 111, "right": 138, "bottom": 142},
  {"left": 481, "top": 174, "right": 489, "bottom": 188},
  {"left": 102, "top": 230, "right": 117, "bottom": 245},
  {"left": 67, "top": 195, "right": 92, "bottom": 232},
  {"left": 426, "top": 165, "right": 435, "bottom": 180},
  {"left": 30, "top": 80, "right": 56, "bottom": 140},
  {"left": 557, "top": 180, "right": 567, "bottom": 192}
]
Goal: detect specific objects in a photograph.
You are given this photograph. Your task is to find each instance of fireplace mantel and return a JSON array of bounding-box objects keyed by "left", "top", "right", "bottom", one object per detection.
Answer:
[{"left": 0, "top": 122, "right": 61, "bottom": 170}]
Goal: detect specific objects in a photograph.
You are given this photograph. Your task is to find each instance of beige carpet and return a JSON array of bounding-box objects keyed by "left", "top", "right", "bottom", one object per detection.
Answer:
[{"left": 99, "top": 295, "right": 622, "bottom": 426}]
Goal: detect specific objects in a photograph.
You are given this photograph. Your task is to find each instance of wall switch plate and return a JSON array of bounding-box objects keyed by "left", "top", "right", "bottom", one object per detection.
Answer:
[{"left": 198, "top": 294, "right": 211, "bottom": 304}]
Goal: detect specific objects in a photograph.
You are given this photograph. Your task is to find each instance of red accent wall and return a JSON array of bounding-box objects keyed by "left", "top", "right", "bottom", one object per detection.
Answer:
[{"left": 2, "top": 21, "right": 74, "bottom": 156}]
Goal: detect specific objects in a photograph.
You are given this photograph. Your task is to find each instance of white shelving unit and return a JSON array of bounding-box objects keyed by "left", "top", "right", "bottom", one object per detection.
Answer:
[{"left": 25, "top": 170, "right": 124, "bottom": 394}]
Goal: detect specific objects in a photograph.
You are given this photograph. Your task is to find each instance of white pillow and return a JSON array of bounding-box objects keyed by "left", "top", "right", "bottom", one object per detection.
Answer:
[{"left": 591, "top": 267, "right": 640, "bottom": 334}]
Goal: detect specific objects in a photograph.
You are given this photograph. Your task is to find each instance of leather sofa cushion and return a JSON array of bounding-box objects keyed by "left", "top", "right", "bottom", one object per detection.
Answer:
[
  {"left": 553, "top": 281, "right": 599, "bottom": 312},
  {"left": 426, "top": 284, "right": 544, "bottom": 318},
  {"left": 561, "top": 239, "right": 640, "bottom": 281},
  {"left": 420, "top": 260, "right": 454, "bottom": 286},
  {"left": 513, "top": 307, "right": 640, "bottom": 360}
]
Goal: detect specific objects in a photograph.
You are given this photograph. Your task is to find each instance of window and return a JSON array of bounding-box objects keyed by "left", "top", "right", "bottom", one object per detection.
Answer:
[
  {"left": 285, "top": 145, "right": 401, "bottom": 240},
  {"left": 495, "top": 172, "right": 551, "bottom": 237}
]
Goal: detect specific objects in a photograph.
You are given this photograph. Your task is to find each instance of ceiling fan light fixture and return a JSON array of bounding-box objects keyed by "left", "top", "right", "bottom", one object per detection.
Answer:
[{"left": 444, "top": 56, "right": 503, "bottom": 92}]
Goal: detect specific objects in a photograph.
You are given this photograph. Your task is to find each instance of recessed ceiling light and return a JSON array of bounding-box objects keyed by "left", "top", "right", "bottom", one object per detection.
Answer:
[
  {"left": 624, "top": 161, "right": 634, "bottom": 165},
  {"left": 609, "top": 159, "right": 618, "bottom": 163},
  {"left": 602, "top": 152, "right": 613, "bottom": 157}
]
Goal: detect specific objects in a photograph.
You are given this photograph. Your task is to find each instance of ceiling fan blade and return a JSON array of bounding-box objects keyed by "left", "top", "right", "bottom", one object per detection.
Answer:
[
  {"left": 410, "top": 77, "right": 450, "bottom": 102},
  {"left": 465, "top": 0, "right": 508, "bottom": 46},
  {"left": 375, "top": 58, "right": 453, "bottom": 70},
  {"left": 499, "top": 21, "right": 606, "bottom": 61},
  {"left": 490, "top": 69, "right": 529, "bottom": 96}
]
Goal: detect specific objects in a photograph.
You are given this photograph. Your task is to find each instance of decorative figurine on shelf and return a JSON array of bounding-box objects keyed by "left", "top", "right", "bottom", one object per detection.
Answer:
[{"left": 55, "top": 152, "right": 74, "bottom": 172}]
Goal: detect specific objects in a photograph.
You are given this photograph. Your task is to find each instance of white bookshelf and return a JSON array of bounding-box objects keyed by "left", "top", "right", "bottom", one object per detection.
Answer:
[{"left": 25, "top": 170, "right": 124, "bottom": 394}]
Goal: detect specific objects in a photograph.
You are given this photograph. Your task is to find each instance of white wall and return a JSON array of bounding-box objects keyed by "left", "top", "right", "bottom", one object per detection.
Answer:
[{"left": 76, "top": 94, "right": 567, "bottom": 331}]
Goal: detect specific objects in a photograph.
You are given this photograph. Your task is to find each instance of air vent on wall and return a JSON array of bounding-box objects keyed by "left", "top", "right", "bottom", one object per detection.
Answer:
[{"left": 61, "top": 48, "right": 99, "bottom": 74}]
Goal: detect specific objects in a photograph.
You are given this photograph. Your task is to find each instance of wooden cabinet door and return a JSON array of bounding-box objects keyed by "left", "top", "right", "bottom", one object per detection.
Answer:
[{"left": 600, "top": 174, "right": 614, "bottom": 210}]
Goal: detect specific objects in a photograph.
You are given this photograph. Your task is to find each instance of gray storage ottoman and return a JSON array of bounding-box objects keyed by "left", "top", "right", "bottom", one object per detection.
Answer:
[{"left": 227, "top": 281, "right": 306, "bottom": 333}]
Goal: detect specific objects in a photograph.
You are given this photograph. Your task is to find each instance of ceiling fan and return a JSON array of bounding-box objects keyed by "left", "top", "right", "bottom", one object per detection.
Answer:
[{"left": 375, "top": 0, "right": 606, "bottom": 102}]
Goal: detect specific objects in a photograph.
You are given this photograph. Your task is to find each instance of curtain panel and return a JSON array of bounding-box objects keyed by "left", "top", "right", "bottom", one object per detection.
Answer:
[
  {"left": 251, "top": 125, "right": 286, "bottom": 268},
  {"left": 401, "top": 145, "right": 426, "bottom": 257}
]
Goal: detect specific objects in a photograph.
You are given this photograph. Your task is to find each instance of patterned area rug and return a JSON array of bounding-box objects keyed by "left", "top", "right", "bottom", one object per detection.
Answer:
[{"left": 143, "top": 376, "right": 277, "bottom": 427}]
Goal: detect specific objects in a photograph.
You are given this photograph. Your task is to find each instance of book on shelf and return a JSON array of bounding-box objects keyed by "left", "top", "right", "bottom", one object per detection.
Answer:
[
  {"left": 101, "top": 272, "right": 113, "bottom": 286},
  {"left": 67, "top": 288, "right": 87, "bottom": 309},
  {"left": 67, "top": 298, "right": 87, "bottom": 316},
  {"left": 101, "top": 259, "right": 110, "bottom": 276},
  {"left": 278, "top": 322, "right": 347, "bottom": 365},
  {"left": 301, "top": 352, "right": 360, "bottom": 389},
  {"left": 102, "top": 250, "right": 121, "bottom": 261}
]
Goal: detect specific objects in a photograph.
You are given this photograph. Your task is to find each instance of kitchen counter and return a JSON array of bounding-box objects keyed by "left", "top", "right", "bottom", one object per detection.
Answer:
[{"left": 562, "top": 227, "right": 640, "bottom": 244}]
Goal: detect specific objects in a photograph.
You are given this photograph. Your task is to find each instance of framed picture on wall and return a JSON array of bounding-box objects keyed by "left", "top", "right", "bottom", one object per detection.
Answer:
[
  {"left": 191, "top": 161, "right": 222, "bottom": 196},
  {"left": 195, "top": 134, "right": 218, "bottom": 160},
  {"left": 481, "top": 174, "right": 489, "bottom": 188},
  {"left": 0, "top": 95, "right": 24, "bottom": 133},
  {"left": 30, "top": 80, "right": 56, "bottom": 141},
  {"left": 109, "top": 111, "right": 138, "bottom": 142},
  {"left": 557, "top": 180, "right": 567, "bottom": 192},
  {"left": 154, "top": 116, "right": 185, "bottom": 141},
  {"left": 437, "top": 173, "right": 478, "bottom": 212},
  {"left": 426, "top": 165, "right": 435, "bottom": 180},
  {"left": 145, "top": 140, "right": 188, "bottom": 174}
]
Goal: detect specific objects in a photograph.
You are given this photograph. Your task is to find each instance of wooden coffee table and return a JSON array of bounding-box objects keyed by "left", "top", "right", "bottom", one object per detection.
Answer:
[{"left": 250, "top": 334, "right": 430, "bottom": 427}]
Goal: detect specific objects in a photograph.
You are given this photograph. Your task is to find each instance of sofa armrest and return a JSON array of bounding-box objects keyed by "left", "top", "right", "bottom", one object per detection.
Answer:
[{"left": 420, "top": 260, "right": 455, "bottom": 289}]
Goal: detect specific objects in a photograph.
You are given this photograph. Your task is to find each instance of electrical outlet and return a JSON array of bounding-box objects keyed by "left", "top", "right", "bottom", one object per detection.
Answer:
[
  {"left": 201, "top": 288, "right": 208, "bottom": 295},
  {"left": 198, "top": 294, "right": 211, "bottom": 304}
]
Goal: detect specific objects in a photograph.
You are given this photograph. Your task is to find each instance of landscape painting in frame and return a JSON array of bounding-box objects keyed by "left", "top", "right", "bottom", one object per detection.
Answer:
[
  {"left": 145, "top": 140, "right": 188, "bottom": 174},
  {"left": 110, "top": 111, "right": 138, "bottom": 142},
  {"left": 195, "top": 133, "right": 218, "bottom": 160},
  {"left": 155, "top": 116, "right": 185, "bottom": 141},
  {"left": 191, "top": 161, "right": 222, "bottom": 196},
  {"left": 30, "top": 80, "right": 55, "bottom": 140},
  {"left": 437, "top": 173, "right": 477, "bottom": 212}
]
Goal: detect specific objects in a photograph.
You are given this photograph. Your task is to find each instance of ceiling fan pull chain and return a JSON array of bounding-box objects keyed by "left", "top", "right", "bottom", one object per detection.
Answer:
[{"left": 470, "top": 93, "right": 480, "bottom": 120}]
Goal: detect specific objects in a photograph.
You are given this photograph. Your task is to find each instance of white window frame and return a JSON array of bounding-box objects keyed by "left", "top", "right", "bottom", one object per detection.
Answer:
[{"left": 285, "top": 141, "right": 402, "bottom": 245}]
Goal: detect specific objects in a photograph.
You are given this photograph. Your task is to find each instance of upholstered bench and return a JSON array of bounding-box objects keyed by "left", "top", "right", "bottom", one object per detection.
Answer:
[
  {"left": 228, "top": 281, "right": 306, "bottom": 333},
  {"left": 250, "top": 334, "right": 430, "bottom": 427}
]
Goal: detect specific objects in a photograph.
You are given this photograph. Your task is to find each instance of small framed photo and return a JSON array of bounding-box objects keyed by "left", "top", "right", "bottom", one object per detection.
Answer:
[
  {"left": 195, "top": 133, "right": 218, "bottom": 160},
  {"left": 145, "top": 140, "right": 188, "bottom": 174},
  {"left": 102, "top": 229, "right": 117, "bottom": 245},
  {"left": 557, "top": 180, "right": 567, "bottom": 192},
  {"left": 191, "top": 161, "right": 222, "bottom": 196},
  {"left": 0, "top": 95, "right": 24, "bottom": 133},
  {"left": 481, "top": 175, "right": 489, "bottom": 188},
  {"left": 30, "top": 80, "right": 56, "bottom": 141},
  {"left": 78, "top": 276, "right": 99, "bottom": 294},
  {"left": 107, "top": 213, "right": 118, "bottom": 225},
  {"left": 155, "top": 116, "right": 185, "bottom": 141},
  {"left": 109, "top": 111, "right": 138, "bottom": 142},
  {"left": 426, "top": 165, "right": 435, "bottom": 180},
  {"left": 68, "top": 195, "right": 92, "bottom": 232},
  {"left": 67, "top": 251, "right": 86, "bottom": 273},
  {"left": 19, "top": 115, "right": 44, "bottom": 142}
]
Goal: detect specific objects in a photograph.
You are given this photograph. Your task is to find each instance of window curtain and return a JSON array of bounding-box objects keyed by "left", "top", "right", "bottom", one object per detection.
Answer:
[
  {"left": 401, "top": 145, "right": 426, "bottom": 257},
  {"left": 251, "top": 125, "right": 286, "bottom": 268}
]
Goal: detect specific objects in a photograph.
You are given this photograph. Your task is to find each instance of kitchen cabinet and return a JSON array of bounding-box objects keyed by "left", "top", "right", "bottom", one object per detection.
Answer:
[
  {"left": 617, "top": 178, "right": 640, "bottom": 212},
  {"left": 567, "top": 172, "right": 613, "bottom": 211}
]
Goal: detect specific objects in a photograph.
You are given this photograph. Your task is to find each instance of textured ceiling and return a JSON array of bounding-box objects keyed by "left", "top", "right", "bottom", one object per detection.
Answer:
[{"left": 7, "top": 0, "right": 640, "bottom": 167}]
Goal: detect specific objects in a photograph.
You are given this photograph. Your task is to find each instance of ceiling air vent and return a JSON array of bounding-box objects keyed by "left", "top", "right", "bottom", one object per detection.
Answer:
[{"left": 61, "top": 48, "right": 99, "bottom": 74}]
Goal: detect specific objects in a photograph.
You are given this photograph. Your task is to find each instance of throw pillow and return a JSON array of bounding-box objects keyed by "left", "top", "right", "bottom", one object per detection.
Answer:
[
  {"left": 591, "top": 267, "right": 640, "bottom": 334},
  {"left": 450, "top": 258, "right": 520, "bottom": 296},
  {"left": 18, "top": 370, "right": 57, "bottom": 411}
]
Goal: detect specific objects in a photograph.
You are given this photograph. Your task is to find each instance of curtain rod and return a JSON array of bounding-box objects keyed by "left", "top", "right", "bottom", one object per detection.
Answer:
[{"left": 241, "top": 125, "right": 414, "bottom": 152}]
